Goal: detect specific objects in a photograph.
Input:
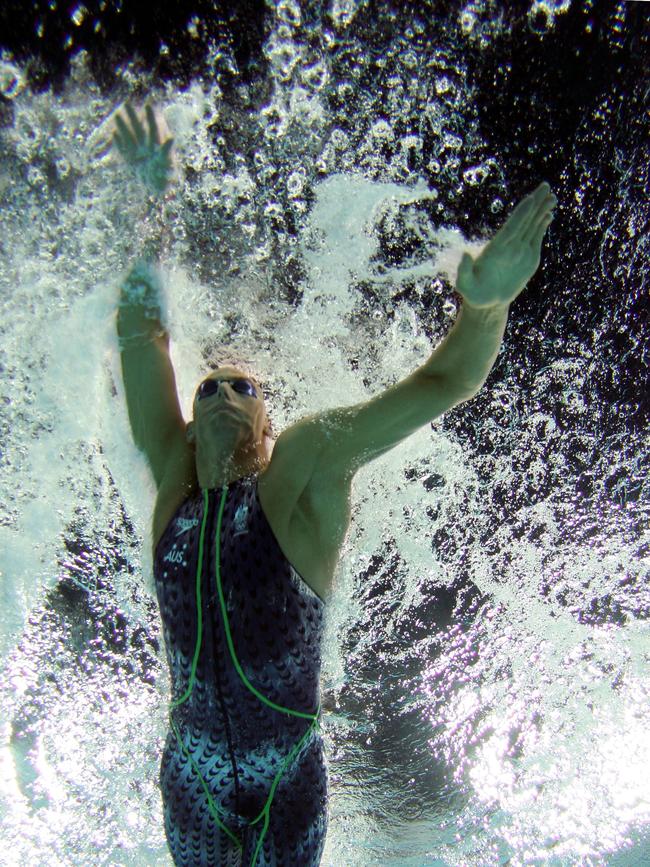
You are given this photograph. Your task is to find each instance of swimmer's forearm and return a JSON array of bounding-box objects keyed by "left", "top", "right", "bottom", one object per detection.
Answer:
[{"left": 421, "top": 299, "right": 509, "bottom": 394}]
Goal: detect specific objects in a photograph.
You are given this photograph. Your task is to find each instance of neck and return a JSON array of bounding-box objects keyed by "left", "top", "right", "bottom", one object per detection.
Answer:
[{"left": 195, "top": 440, "right": 269, "bottom": 489}]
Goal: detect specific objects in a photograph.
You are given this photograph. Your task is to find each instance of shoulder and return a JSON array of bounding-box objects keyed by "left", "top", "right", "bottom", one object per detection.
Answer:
[
  {"left": 262, "top": 414, "right": 352, "bottom": 523},
  {"left": 261, "top": 418, "right": 326, "bottom": 512},
  {"left": 270, "top": 417, "right": 354, "bottom": 526},
  {"left": 268, "top": 413, "right": 347, "bottom": 490},
  {"left": 260, "top": 418, "right": 352, "bottom": 599}
]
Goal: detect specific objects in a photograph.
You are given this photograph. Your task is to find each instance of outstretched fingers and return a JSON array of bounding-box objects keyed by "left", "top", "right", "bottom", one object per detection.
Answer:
[
  {"left": 112, "top": 130, "right": 126, "bottom": 157},
  {"left": 114, "top": 113, "right": 134, "bottom": 153},
  {"left": 145, "top": 104, "right": 160, "bottom": 147},
  {"left": 501, "top": 183, "right": 555, "bottom": 247},
  {"left": 525, "top": 209, "right": 554, "bottom": 250},
  {"left": 125, "top": 102, "right": 145, "bottom": 145},
  {"left": 524, "top": 189, "right": 557, "bottom": 247},
  {"left": 494, "top": 195, "right": 535, "bottom": 247}
]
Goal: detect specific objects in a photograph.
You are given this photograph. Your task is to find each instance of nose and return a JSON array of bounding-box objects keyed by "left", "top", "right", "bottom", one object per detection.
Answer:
[{"left": 201, "top": 381, "right": 229, "bottom": 404}]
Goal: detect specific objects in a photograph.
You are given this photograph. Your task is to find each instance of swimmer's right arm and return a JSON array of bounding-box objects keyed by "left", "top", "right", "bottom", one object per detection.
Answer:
[
  {"left": 116, "top": 264, "right": 186, "bottom": 488},
  {"left": 114, "top": 105, "right": 186, "bottom": 486}
]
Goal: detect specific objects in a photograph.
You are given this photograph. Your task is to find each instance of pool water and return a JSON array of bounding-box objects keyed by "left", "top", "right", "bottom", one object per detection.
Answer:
[{"left": 0, "top": 2, "right": 648, "bottom": 864}]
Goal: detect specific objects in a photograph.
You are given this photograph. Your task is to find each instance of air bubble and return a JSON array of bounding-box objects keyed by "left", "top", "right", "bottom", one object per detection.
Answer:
[
  {"left": 460, "top": 11, "right": 477, "bottom": 36},
  {"left": 70, "top": 4, "right": 88, "bottom": 26},
  {"left": 331, "top": 0, "right": 360, "bottom": 29},
  {"left": 442, "top": 298, "right": 457, "bottom": 317},
  {"left": 0, "top": 61, "right": 25, "bottom": 99},
  {"left": 55, "top": 156, "right": 71, "bottom": 179},
  {"left": 442, "top": 131, "right": 463, "bottom": 150},
  {"left": 400, "top": 50, "right": 418, "bottom": 70},
  {"left": 370, "top": 120, "right": 394, "bottom": 142},
  {"left": 301, "top": 61, "right": 329, "bottom": 91},
  {"left": 463, "top": 164, "right": 491, "bottom": 186},
  {"left": 267, "top": 36, "right": 303, "bottom": 81},
  {"left": 187, "top": 16, "right": 200, "bottom": 38},
  {"left": 276, "top": 0, "right": 301, "bottom": 27},
  {"left": 27, "top": 166, "right": 46, "bottom": 188},
  {"left": 287, "top": 171, "right": 305, "bottom": 198}
]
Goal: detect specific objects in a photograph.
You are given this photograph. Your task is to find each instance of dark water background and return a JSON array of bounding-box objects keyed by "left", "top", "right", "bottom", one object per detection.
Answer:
[{"left": 0, "top": 1, "right": 648, "bottom": 865}]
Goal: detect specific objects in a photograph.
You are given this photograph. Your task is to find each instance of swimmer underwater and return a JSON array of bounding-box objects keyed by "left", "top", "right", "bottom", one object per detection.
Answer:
[{"left": 113, "top": 103, "right": 557, "bottom": 866}]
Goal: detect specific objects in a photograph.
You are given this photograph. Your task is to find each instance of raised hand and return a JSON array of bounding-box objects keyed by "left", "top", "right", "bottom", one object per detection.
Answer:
[
  {"left": 456, "top": 182, "right": 557, "bottom": 308},
  {"left": 113, "top": 103, "right": 174, "bottom": 196}
]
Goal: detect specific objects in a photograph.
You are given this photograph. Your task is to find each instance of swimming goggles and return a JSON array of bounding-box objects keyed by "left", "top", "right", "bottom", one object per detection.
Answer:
[{"left": 196, "top": 378, "right": 258, "bottom": 401}]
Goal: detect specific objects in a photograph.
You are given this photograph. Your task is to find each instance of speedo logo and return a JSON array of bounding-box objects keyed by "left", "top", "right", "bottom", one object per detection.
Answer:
[{"left": 175, "top": 517, "right": 199, "bottom": 537}]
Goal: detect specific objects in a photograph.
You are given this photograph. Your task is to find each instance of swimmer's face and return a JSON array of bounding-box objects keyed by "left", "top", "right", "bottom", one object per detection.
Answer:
[{"left": 190, "top": 366, "right": 270, "bottom": 448}]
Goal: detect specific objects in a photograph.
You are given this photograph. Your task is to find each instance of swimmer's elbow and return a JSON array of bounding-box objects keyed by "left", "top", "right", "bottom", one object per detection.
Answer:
[{"left": 313, "top": 369, "right": 473, "bottom": 478}]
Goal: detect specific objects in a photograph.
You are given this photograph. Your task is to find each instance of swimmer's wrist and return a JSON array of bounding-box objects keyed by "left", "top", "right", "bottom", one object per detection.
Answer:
[
  {"left": 117, "top": 327, "right": 168, "bottom": 351},
  {"left": 119, "top": 260, "right": 162, "bottom": 308},
  {"left": 459, "top": 296, "right": 510, "bottom": 320},
  {"left": 117, "top": 260, "right": 169, "bottom": 340}
]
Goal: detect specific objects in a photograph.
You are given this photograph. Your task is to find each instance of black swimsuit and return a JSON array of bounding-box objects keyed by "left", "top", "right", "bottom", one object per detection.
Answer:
[{"left": 153, "top": 475, "right": 328, "bottom": 866}]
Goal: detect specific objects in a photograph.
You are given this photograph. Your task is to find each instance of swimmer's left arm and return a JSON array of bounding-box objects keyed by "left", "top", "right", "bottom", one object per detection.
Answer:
[{"left": 306, "top": 182, "right": 557, "bottom": 479}]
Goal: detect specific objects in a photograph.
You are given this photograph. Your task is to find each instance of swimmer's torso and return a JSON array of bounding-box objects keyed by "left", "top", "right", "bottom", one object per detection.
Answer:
[
  {"left": 153, "top": 476, "right": 325, "bottom": 747},
  {"left": 153, "top": 476, "right": 329, "bottom": 863}
]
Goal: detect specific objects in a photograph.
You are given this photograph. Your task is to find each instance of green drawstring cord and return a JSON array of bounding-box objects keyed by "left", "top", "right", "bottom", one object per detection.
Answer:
[{"left": 168, "top": 485, "right": 321, "bottom": 865}]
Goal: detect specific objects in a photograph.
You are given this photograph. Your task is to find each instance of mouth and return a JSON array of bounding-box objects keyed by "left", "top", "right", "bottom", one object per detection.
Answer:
[
  {"left": 206, "top": 403, "right": 236, "bottom": 416},
  {"left": 204, "top": 402, "right": 242, "bottom": 424},
  {"left": 201, "top": 391, "right": 231, "bottom": 407}
]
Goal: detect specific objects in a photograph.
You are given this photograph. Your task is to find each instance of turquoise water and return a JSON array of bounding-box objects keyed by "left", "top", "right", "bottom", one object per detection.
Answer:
[{"left": 1, "top": 2, "right": 648, "bottom": 864}]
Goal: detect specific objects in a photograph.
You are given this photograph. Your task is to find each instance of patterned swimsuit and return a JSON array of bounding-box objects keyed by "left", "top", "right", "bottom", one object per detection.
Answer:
[{"left": 153, "top": 475, "right": 328, "bottom": 866}]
